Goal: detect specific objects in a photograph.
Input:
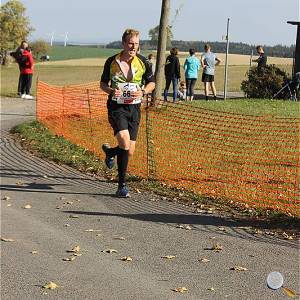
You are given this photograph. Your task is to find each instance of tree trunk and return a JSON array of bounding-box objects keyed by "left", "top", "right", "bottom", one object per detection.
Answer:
[{"left": 152, "top": 0, "right": 170, "bottom": 105}]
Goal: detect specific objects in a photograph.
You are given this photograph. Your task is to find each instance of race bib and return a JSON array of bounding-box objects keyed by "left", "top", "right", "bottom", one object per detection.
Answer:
[{"left": 112, "top": 82, "right": 141, "bottom": 104}]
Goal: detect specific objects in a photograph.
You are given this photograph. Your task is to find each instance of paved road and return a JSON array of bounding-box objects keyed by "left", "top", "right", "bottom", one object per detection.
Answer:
[{"left": 1, "top": 98, "right": 299, "bottom": 300}]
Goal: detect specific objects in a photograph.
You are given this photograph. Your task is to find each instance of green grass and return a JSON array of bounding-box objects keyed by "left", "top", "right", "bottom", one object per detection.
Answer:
[
  {"left": 48, "top": 46, "right": 121, "bottom": 61},
  {"left": 0, "top": 63, "right": 294, "bottom": 98},
  {"left": 191, "top": 99, "right": 300, "bottom": 118},
  {"left": 11, "top": 120, "right": 105, "bottom": 174}
]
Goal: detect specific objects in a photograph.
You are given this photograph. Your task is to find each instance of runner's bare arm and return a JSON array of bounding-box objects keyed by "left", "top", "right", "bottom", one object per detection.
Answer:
[{"left": 100, "top": 82, "right": 121, "bottom": 97}]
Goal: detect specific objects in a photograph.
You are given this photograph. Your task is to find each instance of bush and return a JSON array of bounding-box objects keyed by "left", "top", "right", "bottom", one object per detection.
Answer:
[{"left": 241, "top": 65, "right": 290, "bottom": 99}]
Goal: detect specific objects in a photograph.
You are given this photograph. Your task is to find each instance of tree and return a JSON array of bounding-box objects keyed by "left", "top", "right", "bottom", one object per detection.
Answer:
[
  {"left": 153, "top": 0, "right": 170, "bottom": 104},
  {"left": 241, "top": 65, "right": 290, "bottom": 99},
  {"left": 148, "top": 24, "right": 173, "bottom": 49},
  {"left": 30, "top": 39, "right": 50, "bottom": 59},
  {"left": 0, "top": 0, "right": 34, "bottom": 65}
]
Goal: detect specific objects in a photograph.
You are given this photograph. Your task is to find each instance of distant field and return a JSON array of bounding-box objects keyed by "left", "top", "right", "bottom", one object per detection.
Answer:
[
  {"left": 1, "top": 45, "right": 293, "bottom": 97},
  {"left": 48, "top": 46, "right": 121, "bottom": 61}
]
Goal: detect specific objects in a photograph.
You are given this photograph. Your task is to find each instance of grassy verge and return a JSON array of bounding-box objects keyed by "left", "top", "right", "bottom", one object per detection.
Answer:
[
  {"left": 12, "top": 120, "right": 105, "bottom": 175},
  {"left": 12, "top": 120, "right": 299, "bottom": 233}
]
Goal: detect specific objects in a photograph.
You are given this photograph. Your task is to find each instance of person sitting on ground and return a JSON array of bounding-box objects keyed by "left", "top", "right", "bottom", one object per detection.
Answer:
[
  {"left": 177, "top": 80, "right": 187, "bottom": 100},
  {"left": 147, "top": 53, "right": 155, "bottom": 74}
]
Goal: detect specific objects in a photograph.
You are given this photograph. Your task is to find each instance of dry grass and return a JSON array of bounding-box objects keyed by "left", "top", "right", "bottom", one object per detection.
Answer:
[{"left": 38, "top": 53, "right": 293, "bottom": 67}]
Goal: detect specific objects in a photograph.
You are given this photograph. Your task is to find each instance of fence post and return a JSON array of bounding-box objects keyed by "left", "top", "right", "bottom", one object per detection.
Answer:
[
  {"left": 61, "top": 86, "right": 65, "bottom": 136},
  {"left": 86, "top": 89, "right": 94, "bottom": 151},
  {"left": 146, "top": 97, "right": 156, "bottom": 179}
]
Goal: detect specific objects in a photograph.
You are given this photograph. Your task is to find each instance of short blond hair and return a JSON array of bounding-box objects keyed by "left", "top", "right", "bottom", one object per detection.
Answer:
[{"left": 122, "top": 28, "right": 140, "bottom": 43}]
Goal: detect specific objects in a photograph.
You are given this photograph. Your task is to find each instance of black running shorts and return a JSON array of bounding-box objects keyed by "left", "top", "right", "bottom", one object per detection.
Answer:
[
  {"left": 107, "top": 100, "right": 141, "bottom": 141},
  {"left": 202, "top": 73, "right": 215, "bottom": 82}
]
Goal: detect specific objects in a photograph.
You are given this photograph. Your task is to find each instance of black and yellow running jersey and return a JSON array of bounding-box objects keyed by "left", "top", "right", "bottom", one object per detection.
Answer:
[{"left": 101, "top": 52, "right": 155, "bottom": 95}]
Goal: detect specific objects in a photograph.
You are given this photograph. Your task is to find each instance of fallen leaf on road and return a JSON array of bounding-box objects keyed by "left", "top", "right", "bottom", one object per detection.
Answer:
[
  {"left": 69, "top": 215, "right": 79, "bottom": 218},
  {"left": 176, "top": 224, "right": 192, "bottom": 230},
  {"left": 84, "top": 229, "right": 101, "bottom": 232},
  {"left": 230, "top": 266, "right": 248, "bottom": 271},
  {"left": 172, "top": 287, "right": 188, "bottom": 293},
  {"left": 102, "top": 249, "right": 118, "bottom": 254},
  {"left": 207, "top": 244, "right": 223, "bottom": 252},
  {"left": 121, "top": 256, "right": 133, "bottom": 261},
  {"left": 208, "top": 287, "right": 215, "bottom": 291},
  {"left": 67, "top": 245, "right": 80, "bottom": 253},
  {"left": 63, "top": 256, "right": 76, "bottom": 261},
  {"left": 135, "top": 188, "right": 141, "bottom": 194},
  {"left": 1, "top": 237, "right": 15, "bottom": 242},
  {"left": 282, "top": 232, "right": 294, "bottom": 240},
  {"left": 64, "top": 201, "right": 73, "bottom": 205},
  {"left": 43, "top": 282, "right": 59, "bottom": 290},
  {"left": 30, "top": 250, "right": 38, "bottom": 254},
  {"left": 7, "top": 204, "right": 12, "bottom": 207},
  {"left": 2, "top": 196, "right": 10, "bottom": 200},
  {"left": 161, "top": 255, "right": 176, "bottom": 259},
  {"left": 64, "top": 224, "right": 70, "bottom": 227},
  {"left": 23, "top": 204, "right": 32, "bottom": 209},
  {"left": 199, "top": 258, "right": 210, "bottom": 263},
  {"left": 16, "top": 181, "right": 25, "bottom": 186},
  {"left": 282, "top": 287, "right": 298, "bottom": 298},
  {"left": 113, "top": 236, "right": 125, "bottom": 240}
]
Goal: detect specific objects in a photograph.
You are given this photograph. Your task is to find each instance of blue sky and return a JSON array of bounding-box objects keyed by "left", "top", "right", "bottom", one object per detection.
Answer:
[{"left": 6, "top": 0, "right": 300, "bottom": 46}]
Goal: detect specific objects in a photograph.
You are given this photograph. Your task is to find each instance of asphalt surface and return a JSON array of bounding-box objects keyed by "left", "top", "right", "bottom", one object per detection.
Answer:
[{"left": 1, "top": 97, "right": 299, "bottom": 300}]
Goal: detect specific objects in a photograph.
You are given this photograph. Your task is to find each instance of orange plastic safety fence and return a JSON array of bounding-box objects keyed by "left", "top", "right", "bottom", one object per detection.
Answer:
[{"left": 36, "top": 80, "right": 300, "bottom": 215}]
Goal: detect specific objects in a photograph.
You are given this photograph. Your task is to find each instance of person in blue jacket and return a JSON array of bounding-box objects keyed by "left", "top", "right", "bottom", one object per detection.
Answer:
[{"left": 184, "top": 48, "right": 200, "bottom": 101}]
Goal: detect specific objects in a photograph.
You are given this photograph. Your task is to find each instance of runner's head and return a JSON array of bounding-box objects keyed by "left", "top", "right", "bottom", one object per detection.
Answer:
[{"left": 122, "top": 28, "right": 140, "bottom": 59}]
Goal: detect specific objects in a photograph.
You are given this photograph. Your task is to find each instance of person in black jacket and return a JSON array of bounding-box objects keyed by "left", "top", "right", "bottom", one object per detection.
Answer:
[{"left": 163, "top": 47, "right": 181, "bottom": 102}]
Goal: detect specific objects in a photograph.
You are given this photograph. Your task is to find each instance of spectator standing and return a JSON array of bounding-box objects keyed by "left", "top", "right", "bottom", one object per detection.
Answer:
[
  {"left": 201, "top": 44, "right": 221, "bottom": 100},
  {"left": 163, "top": 47, "right": 181, "bottom": 102},
  {"left": 253, "top": 45, "right": 267, "bottom": 69},
  {"left": 184, "top": 48, "right": 200, "bottom": 101},
  {"left": 19, "top": 42, "right": 34, "bottom": 99}
]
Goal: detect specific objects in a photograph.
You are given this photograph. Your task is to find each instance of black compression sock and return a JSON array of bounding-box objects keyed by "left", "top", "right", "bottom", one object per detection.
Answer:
[
  {"left": 117, "top": 148, "right": 129, "bottom": 186},
  {"left": 214, "top": 96, "right": 217, "bottom": 100},
  {"left": 205, "top": 96, "right": 209, "bottom": 100}
]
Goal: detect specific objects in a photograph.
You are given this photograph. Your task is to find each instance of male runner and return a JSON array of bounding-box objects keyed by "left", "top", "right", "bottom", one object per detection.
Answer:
[{"left": 100, "top": 29, "right": 155, "bottom": 197}]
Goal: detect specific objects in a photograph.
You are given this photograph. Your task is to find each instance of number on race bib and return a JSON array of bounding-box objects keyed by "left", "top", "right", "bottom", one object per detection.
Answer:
[{"left": 122, "top": 91, "right": 131, "bottom": 97}]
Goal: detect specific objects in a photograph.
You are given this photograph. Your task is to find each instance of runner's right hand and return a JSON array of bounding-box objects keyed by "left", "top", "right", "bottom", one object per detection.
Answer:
[{"left": 113, "top": 87, "right": 121, "bottom": 98}]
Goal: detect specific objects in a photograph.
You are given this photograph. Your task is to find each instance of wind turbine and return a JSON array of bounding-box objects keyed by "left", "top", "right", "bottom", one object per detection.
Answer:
[
  {"left": 50, "top": 31, "right": 55, "bottom": 47},
  {"left": 64, "top": 32, "right": 68, "bottom": 47}
]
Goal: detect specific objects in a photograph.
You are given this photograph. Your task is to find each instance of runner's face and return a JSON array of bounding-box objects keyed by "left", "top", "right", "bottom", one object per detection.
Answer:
[{"left": 123, "top": 35, "right": 139, "bottom": 58}]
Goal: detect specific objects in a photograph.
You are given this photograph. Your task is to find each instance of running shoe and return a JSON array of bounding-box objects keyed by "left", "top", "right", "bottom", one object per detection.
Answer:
[
  {"left": 102, "top": 143, "right": 115, "bottom": 169},
  {"left": 116, "top": 184, "right": 130, "bottom": 198}
]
